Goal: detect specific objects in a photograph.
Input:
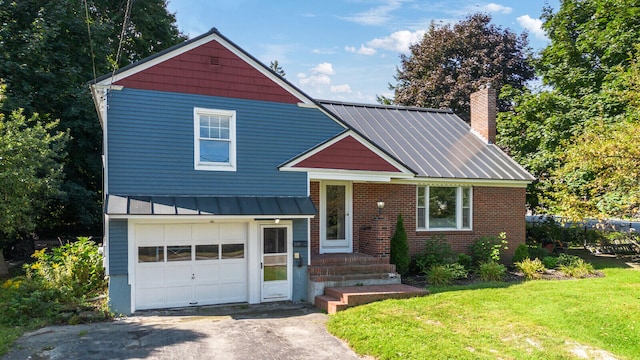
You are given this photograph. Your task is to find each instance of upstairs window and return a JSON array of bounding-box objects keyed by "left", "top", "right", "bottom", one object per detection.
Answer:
[
  {"left": 417, "top": 186, "right": 472, "bottom": 230},
  {"left": 194, "top": 108, "right": 236, "bottom": 171}
]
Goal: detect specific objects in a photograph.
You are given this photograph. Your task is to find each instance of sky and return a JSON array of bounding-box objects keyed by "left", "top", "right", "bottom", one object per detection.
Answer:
[{"left": 166, "top": 0, "right": 560, "bottom": 104}]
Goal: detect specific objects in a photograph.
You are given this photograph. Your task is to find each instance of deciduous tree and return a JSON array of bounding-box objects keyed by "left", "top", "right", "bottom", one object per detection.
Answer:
[
  {"left": 0, "top": 0, "right": 186, "bottom": 235},
  {"left": 0, "top": 99, "right": 69, "bottom": 273},
  {"left": 391, "top": 13, "right": 534, "bottom": 121}
]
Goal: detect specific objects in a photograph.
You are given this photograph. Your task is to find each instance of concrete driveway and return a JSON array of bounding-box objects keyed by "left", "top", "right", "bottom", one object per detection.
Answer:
[{"left": 3, "top": 302, "right": 369, "bottom": 360}]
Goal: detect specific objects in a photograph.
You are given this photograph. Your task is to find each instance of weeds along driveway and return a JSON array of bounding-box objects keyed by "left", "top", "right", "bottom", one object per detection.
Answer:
[{"left": 3, "top": 302, "right": 367, "bottom": 360}]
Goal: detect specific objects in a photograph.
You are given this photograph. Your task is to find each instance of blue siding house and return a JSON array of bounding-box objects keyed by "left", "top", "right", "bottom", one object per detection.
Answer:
[{"left": 92, "top": 28, "right": 533, "bottom": 314}]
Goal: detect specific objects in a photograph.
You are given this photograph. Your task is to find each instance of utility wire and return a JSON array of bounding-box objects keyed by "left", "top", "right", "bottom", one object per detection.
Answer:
[
  {"left": 110, "top": 0, "right": 133, "bottom": 84},
  {"left": 83, "top": 0, "right": 97, "bottom": 84}
]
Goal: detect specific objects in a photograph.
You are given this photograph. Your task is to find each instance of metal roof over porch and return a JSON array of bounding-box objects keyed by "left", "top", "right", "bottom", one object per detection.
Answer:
[{"left": 106, "top": 194, "right": 317, "bottom": 216}]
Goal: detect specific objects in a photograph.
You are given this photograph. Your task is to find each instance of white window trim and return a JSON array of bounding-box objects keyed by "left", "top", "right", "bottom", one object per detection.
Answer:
[
  {"left": 417, "top": 186, "right": 473, "bottom": 231},
  {"left": 193, "top": 107, "right": 236, "bottom": 171}
]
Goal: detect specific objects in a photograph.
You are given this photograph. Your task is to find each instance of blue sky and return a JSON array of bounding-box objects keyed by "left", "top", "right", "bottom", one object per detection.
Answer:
[{"left": 166, "top": 0, "right": 560, "bottom": 104}]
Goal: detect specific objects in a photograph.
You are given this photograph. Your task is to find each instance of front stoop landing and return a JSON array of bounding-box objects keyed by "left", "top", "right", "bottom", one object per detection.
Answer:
[{"left": 315, "top": 284, "right": 429, "bottom": 314}]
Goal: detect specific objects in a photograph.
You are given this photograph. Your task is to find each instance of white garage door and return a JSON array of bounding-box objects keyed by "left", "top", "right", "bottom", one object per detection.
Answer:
[{"left": 134, "top": 222, "right": 247, "bottom": 310}]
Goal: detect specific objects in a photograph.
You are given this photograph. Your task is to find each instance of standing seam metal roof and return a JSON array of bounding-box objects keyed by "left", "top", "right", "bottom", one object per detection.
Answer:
[{"left": 319, "top": 101, "right": 534, "bottom": 181}]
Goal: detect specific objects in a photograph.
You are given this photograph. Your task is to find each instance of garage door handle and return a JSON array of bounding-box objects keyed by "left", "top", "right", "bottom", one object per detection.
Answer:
[{"left": 191, "top": 274, "right": 195, "bottom": 280}]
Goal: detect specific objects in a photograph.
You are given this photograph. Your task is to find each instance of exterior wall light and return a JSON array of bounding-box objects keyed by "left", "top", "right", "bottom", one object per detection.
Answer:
[{"left": 377, "top": 201, "right": 385, "bottom": 214}]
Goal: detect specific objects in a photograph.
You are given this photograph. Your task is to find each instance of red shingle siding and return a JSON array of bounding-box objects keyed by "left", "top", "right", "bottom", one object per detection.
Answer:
[
  {"left": 295, "top": 136, "right": 400, "bottom": 172},
  {"left": 114, "top": 41, "right": 300, "bottom": 104},
  {"left": 310, "top": 181, "right": 526, "bottom": 261}
]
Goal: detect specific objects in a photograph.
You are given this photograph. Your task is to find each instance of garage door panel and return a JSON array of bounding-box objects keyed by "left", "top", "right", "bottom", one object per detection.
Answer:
[
  {"left": 219, "top": 283, "right": 247, "bottom": 303},
  {"left": 137, "top": 265, "right": 165, "bottom": 289},
  {"left": 166, "top": 285, "right": 193, "bottom": 306},
  {"left": 192, "top": 223, "right": 219, "bottom": 242},
  {"left": 165, "top": 224, "right": 192, "bottom": 243},
  {"left": 136, "top": 224, "right": 164, "bottom": 244},
  {"left": 194, "top": 263, "right": 219, "bottom": 282},
  {"left": 220, "top": 261, "right": 246, "bottom": 283},
  {"left": 165, "top": 263, "right": 192, "bottom": 286},
  {"left": 194, "top": 284, "right": 220, "bottom": 304},
  {"left": 137, "top": 288, "right": 166, "bottom": 309},
  {"left": 219, "top": 223, "right": 247, "bottom": 243}
]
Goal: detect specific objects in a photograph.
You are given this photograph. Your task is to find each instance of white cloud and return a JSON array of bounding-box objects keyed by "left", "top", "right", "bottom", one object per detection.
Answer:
[
  {"left": 297, "top": 72, "right": 331, "bottom": 86},
  {"left": 342, "top": 0, "right": 404, "bottom": 26},
  {"left": 297, "top": 62, "right": 356, "bottom": 99},
  {"left": 297, "top": 62, "right": 336, "bottom": 87},
  {"left": 311, "top": 62, "right": 335, "bottom": 75},
  {"left": 345, "top": 45, "right": 377, "bottom": 56},
  {"left": 482, "top": 3, "right": 512, "bottom": 14},
  {"left": 331, "top": 84, "right": 352, "bottom": 93},
  {"left": 312, "top": 48, "right": 335, "bottom": 55},
  {"left": 517, "top": 15, "right": 547, "bottom": 40},
  {"left": 366, "top": 30, "right": 426, "bottom": 53}
]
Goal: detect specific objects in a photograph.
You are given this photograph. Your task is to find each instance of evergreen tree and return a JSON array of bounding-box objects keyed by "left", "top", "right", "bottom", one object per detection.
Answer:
[{"left": 390, "top": 214, "right": 410, "bottom": 275}]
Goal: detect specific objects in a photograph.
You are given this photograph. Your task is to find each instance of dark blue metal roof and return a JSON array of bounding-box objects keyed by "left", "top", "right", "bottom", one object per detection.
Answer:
[{"left": 107, "top": 195, "right": 317, "bottom": 216}]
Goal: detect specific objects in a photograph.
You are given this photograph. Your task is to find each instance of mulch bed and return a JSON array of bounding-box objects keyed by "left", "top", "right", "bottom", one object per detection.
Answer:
[{"left": 402, "top": 268, "right": 605, "bottom": 288}]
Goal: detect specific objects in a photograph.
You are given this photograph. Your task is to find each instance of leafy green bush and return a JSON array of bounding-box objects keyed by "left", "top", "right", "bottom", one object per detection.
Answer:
[
  {"left": 469, "top": 233, "right": 508, "bottom": 265},
  {"left": 26, "top": 237, "right": 106, "bottom": 299},
  {"left": 478, "top": 261, "right": 506, "bottom": 282},
  {"left": 0, "top": 277, "right": 62, "bottom": 326},
  {"left": 542, "top": 256, "right": 558, "bottom": 269},
  {"left": 512, "top": 244, "right": 529, "bottom": 263},
  {"left": 0, "top": 237, "right": 109, "bottom": 326},
  {"left": 515, "top": 258, "right": 545, "bottom": 280},
  {"left": 445, "top": 263, "right": 468, "bottom": 279},
  {"left": 528, "top": 244, "right": 548, "bottom": 260},
  {"left": 426, "top": 263, "right": 469, "bottom": 287},
  {"left": 556, "top": 253, "right": 582, "bottom": 267},
  {"left": 426, "top": 265, "right": 454, "bottom": 286},
  {"left": 390, "top": 214, "right": 410, "bottom": 275},
  {"left": 558, "top": 258, "right": 595, "bottom": 278},
  {"left": 457, "top": 253, "right": 473, "bottom": 270},
  {"left": 415, "top": 235, "right": 454, "bottom": 275}
]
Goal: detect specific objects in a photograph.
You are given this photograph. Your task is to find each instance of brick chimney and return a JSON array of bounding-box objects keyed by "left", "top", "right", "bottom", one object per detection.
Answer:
[{"left": 470, "top": 84, "right": 497, "bottom": 144}]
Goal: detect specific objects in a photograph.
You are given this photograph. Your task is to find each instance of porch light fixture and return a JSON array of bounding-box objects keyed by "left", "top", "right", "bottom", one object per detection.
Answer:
[
  {"left": 274, "top": 218, "right": 280, "bottom": 224},
  {"left": 377, "top": 201, "right": 385, "bottom": 214}
]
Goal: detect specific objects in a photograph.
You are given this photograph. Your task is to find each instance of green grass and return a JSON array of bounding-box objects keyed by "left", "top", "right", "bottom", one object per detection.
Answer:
[
  {"left": 327, "top": 256, "right": 640, "bottom": 360},
  {"left": 0, "top": 324, "right": 24, "bottom": 356}
]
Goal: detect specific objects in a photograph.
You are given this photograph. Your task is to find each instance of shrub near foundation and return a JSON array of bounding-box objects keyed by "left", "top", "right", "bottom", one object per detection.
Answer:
[
  {"left": 478, "top": 261, "right": 506, "bottom": 281},
  {"left": 516, "top": 258, "right": 545, "bottom": 280},
  {"left": 0, "top": 237, "right": 109, "bottom": 327}
]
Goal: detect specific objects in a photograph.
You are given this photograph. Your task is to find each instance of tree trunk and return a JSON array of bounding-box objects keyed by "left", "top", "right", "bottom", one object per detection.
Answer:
[{"left": 0, "top": 249, "right": 9, "bottom": 278}]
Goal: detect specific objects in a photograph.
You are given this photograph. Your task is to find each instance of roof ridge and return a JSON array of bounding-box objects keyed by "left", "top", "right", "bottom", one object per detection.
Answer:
[{"left": 317, "top": 99, "right": 454, "bottom": 114}]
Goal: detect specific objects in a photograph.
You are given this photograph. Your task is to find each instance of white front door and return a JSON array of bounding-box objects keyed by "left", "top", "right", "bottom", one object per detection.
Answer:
[
  {"left": 261, "top": 224, "right": 292, "bottom": 301},
  {"left": 320, "top": 181, "right": 353, "bottom": 253}
]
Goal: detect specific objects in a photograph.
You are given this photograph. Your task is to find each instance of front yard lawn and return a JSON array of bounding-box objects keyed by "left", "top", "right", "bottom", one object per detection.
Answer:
[{"left": 327, "top": 257, "right": 640, "bottom": 359}]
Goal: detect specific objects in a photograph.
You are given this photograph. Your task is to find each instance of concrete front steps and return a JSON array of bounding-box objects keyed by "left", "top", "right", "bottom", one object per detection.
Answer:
[
  {"left": 315, "top": 284, "right": 430, "bottom": 314},
  {"left": 307, "top": 253, "right": 402, "bottom": 303}
]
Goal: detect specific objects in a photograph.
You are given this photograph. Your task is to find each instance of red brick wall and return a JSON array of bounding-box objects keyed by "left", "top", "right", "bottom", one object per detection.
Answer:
[
  {"left": 359, "top": 216, "right": 391, "bottom": 258},
  {"left": 310, "top": 181, "right": 320, "bottom": 255},
  {"left": 310, "top": 181, "right": 526, "bottom": 260}
]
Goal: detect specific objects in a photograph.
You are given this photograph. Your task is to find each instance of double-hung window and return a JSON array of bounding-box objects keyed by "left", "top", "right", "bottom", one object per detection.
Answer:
[
  {"left": 417, "top": 186, "right": 472, "bottom": 230},
  {"left": 194, "top": 108, "right": 236, "bottom": 171}
]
